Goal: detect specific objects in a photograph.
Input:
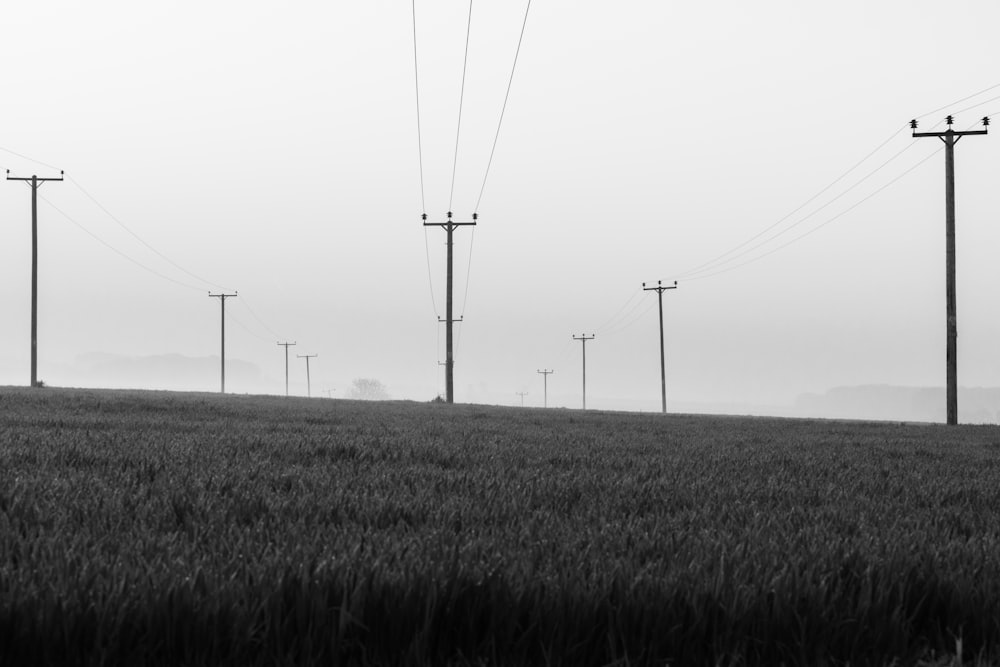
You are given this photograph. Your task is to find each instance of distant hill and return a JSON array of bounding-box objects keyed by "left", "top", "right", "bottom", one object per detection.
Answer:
[
  {"left": 794, "top": 385, "right": 1000, "bottom": 424},
  {"left": 55, "top": 352, "right": 267, "bottom": 394}
]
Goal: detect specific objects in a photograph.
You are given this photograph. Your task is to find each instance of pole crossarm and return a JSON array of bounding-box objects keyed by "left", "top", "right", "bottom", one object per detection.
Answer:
[
  {"left": 911, "top": 115, "right": 989, "bottom": 425},
  {"left": 6, "top": 170, "right": 64, "bottom": 184},
  {"left": 422, "top": 211, "right": 478, "bottom": 404},
  {"left": 643, "top": 280, "right": 678, "bottom": 414}
]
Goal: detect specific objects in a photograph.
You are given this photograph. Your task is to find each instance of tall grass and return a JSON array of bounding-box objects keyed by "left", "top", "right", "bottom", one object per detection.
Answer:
[{"left": 0, "top": 387, "right": 998, "bottom": 665}]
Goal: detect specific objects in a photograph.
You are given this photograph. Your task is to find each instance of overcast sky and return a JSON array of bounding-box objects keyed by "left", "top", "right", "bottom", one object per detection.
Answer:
[{"left": 0, "top": 1, "right": 998, "bottom": 414}]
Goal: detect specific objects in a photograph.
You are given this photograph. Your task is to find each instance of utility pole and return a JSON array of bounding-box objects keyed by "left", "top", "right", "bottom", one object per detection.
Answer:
[
  {"left": 297, "top": 354, "right": 317, "bottom": 398},
  {"left": 277, "top": 341, "right": 296, "bottom": 396},
  {"left": 537, "top": 369, "right": 554, "bottom": 408},
  {"left": 423, "top": 211, "right": 477, "bottom": 404},
  {"left": 643, "top": 280, "right": 678, "bottom": 414},
  {"left": 6, "top": 170, "right": 63, "bottom": 388},
  {"left": 573, "top": 334, "right": 595, "bottom": 410},
  {"left": 912, "top": 115, "right": 989, "bottom": 426},
  {"left": 208, "top": 292, "right": 237, "bottom": 393},
  {"left": 516, "top": 391, "right": 528, "bottom": 407}
]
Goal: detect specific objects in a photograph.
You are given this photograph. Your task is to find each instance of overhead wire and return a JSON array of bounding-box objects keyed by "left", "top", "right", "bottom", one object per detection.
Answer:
[
  {"left": 474, "top": 0, "right": 531, "bottom": 214},
  {"left": 238, "top": 296, "right": 286, "bottom": 341},
  {"left": 66, "top": 175, "right": 231, "bottom": 292},
  {"left": 682, "top": 146, "right": 944, "bottom": 282},
  {"left": 411, "top": 0, "right": 427, "bottom": 215},
  {"left": 671, "top": 125, "right": 909, "bottom": 280},
  {"left": 668, "top": 83, "right": 1000, "bottom": 283},
  {"left": 675, "top": 137, "right": 923, "bottom": 280},
  {"left": 448, "top": 0, "right": 473, "bottom": 213},
  {"left": 0, "top": 146, "right": 61, "bottom": 172},
  {"left": 913, "top": 82, "right": 1000, "bottom": 121},
  {"left": 40, "top": 195, "right": 208, "bottom": 292}
]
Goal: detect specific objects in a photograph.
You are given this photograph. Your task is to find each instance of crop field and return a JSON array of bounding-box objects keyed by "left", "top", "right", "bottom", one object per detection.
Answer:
[{"left": 1, "top": 388, "right": 1000, "bottom": 666}]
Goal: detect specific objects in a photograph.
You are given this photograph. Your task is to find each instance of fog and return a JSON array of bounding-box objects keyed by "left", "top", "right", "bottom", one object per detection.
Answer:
[{"left": 1, "top": 1, "right": 998, "bottom": 421}]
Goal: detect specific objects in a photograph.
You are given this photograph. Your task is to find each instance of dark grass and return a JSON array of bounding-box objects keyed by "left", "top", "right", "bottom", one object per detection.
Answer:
[{"left": 1, "top": 386, "right": 999, "bottom": 665}]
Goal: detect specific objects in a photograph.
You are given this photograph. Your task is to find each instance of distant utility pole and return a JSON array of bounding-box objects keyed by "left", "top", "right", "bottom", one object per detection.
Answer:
[
  {"left": 912, "top": 115, "right": 989, "bottom": 426},
  {"left": 6, "top": 170, "right": 63, "bottom": 388},
  {"left": 573, "top": 334, "right": 595, "bottom": 410},
  {"left": 277, "top": 341, "right": 296, "bottom": 396},
  {"left": 297, "top": 354, "right": 317, "bottom": 398},
  {"left": 208, "top": 292, "right": 237, "bottom": 393},
  {"left": 516, "top": 391, "right": 528, "bottom": 407},
  {"left": 537, "top": 369, "right": 554, "bottom": 408},
  {"left": 423, "top": 211, "right": 477, "bottom": 404},
  {"left": 643, "top": 280, "right": 678, "bottom": 414}
]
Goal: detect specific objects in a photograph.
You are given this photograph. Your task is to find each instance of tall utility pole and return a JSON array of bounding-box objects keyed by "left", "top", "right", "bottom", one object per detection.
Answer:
[
  {"left": 297, "top": 354, "right": 317, "bottom": 398},
  {"left": 6, "top": 170, "right": 63, "bottom": 388},
  {"left": 573, "top": 334, "right": 595, "bottom": 410},
  {"left": 516, "top": 391, "right": 528, "bottom": 407},
  {"left": 912, "top": 115, "right": 989, "bottom": 426},
  {"left": 208, "top": 292, "right": 237, "bottom": 393},
  {"left": 423, "top": 211, "right": 477, "bottom": 404},
  {"left": 277, "top": 341, "right": 296, "bottom": 396},
  {"left": 643, "top": 280, "right": 678, "bottom": 414},
  {"left": 537, "top": 369, "right": 554, "bottom": 408}
]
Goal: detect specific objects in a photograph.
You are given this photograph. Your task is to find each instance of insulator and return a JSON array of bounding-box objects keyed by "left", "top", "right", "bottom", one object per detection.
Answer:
[
  {"left": 910, "top": 119, "right": 918, "bottom": 129},
  {"left": 984, "top": 116, "right": 991, "bottom": 127},
  {"left": 472, "top": 213, "right": 478, "bottom": 220},
  {"left": 421, "top": 213, "right": 427, "bottom": 221},
  {"left": 946, "top": 115, "right": 954, "bottom": 125}
]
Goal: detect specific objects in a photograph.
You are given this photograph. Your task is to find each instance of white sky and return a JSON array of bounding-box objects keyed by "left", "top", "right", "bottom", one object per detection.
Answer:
[{"left": 0, "top": 1, "right": 998, "bottom": 412}]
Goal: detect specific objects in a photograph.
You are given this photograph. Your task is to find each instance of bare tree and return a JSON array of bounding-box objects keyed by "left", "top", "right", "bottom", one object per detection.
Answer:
[{"left": 348, "top": 378, "right": 390, "bottom": 401}]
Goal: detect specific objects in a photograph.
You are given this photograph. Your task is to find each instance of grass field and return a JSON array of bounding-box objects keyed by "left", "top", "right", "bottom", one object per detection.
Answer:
[{"left": 1, "top": 387, "right": 999, "bottom": 666}]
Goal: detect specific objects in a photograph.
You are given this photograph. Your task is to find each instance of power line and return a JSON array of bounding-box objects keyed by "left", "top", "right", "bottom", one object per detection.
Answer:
[
  {"left": 672, "top": 125, "right": 909, "bottom": 280},
  {"left": 66, "top": 175, "right": 230, "bottom": 291},
  {"left": 474, "top": 0, "right": 532, "bottom": 213},
  {"left": 411, "top": 0, "right": 426, "bottom": 214},
  {"left": 0, "top": 146, "right": 61, "bottom": 172},
  {"left": 682, "top": 146, "right": 944, "bottom": 282},
  {"left": 40, "top": 195, "right": 207, "bottom": 292},
  {"left": 666, "top": 85, "right": 1000, "bottom": 285},
  {"left": 449, "top": 0, "right": 473, "bottom": 213},
  {"left": 423, "top": 228, "right": 439, "bottom": 317},
  {"left": 238, "top": 295, "right": 284, "bottom": 340},
  {"left": 677, "top": 138, "right": 923, "bottom": 280},
  {"left": 913, "top": 82, "right": 1000, "bottom": 121}
]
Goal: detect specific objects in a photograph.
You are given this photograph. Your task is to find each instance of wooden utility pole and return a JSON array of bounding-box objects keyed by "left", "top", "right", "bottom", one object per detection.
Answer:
[
  {"left": 277, "top": 341, "right": 296, "bottom": 396},
  {"left": 297, "top": 354, "right": 317, "bottom": 398},
  {"left": 912, "top": 115, "right": 989, "bottom": 425},
  {"left": 208, "top": 292, "right": 237, "bottom": 393},
  {"left": 6, "top": 170, "right": 63, "bottom": 387},
  {"left": 423, "top": 211, "right": 477, "bottom": 403},
  {"left": 516, "top": 391, "right": 528, "bottom": 407},
  {"left": 573, "top": 334, "right": 595, "bottom": 410},
  {"left": 643, "top": 280, "right": 678, "bottom": 413},
  {"left": 537, "top": 368, "right": 554, "bottom": 408}
]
